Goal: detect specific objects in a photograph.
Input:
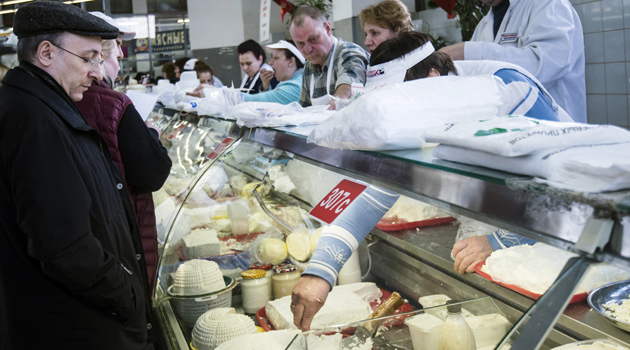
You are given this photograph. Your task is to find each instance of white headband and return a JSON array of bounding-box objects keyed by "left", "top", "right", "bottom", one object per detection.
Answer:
[{"left": 366, "top": 41, "right": 435, "bottom": 86}]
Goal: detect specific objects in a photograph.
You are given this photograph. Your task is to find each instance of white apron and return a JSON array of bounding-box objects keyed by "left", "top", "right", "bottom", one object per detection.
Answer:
[{"left": 309, "top": 38, "right": 337, "bottom": 106}]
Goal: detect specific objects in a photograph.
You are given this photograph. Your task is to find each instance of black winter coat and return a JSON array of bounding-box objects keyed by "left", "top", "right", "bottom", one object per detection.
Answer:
[{"left": 0, "top": 63, "right": 152, "bottom": 349}]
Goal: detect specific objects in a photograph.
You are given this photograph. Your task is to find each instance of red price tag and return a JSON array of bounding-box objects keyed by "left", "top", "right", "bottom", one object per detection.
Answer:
[
  {"left": 207, "top": 137, "right": 234, "bottom": 160},
  {"left": 167, "top": 124, "right": 186, "bottom": 140},
  {"left": 309, "top": 180, "right": 367, "bottom": 224}
]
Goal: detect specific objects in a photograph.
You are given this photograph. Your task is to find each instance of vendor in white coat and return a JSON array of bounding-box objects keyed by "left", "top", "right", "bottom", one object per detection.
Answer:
[
  {"left": 368, "top": 31, "right": 573, "bottom": 122},
  {"left": 439, "top": 0, "right": 586, "bottom": 123}
]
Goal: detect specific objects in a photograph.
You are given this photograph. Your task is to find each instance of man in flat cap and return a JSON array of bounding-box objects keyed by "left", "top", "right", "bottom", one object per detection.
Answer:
[{"left": 0, "top": 2, "right": 155, "bottom": 349}]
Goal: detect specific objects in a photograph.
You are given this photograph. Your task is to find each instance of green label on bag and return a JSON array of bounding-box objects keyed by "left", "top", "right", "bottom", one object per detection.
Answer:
[{"left": 474, "top": 128, "right": 508, "bottom": 136}]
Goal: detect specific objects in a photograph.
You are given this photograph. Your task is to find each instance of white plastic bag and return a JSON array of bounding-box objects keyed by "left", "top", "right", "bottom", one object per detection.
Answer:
[
  {"left": 425, "top": 115, "right": 630, "bottom": 157},
  {"left": 307, "top": 75, "right": 502, "bottom": 151},
  {"left": 228, "top": 102, "right": 333, "bottom": 127},
  {"left": 432, "top": 142, "right": 630, "bottom": 192}
]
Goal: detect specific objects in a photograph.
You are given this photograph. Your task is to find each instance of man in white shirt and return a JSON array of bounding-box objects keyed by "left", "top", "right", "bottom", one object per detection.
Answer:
[{"left": 439, "top": 0, "right": 586, "bottom": 123}]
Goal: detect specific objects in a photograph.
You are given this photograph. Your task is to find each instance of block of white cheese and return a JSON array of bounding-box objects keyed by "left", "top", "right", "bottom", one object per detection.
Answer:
[
  {"left": 215, "top": 329, "right": 342, "bottom": 350},
  {"left": 265, "top": 282, "right": 379, "bottom": 330},
  {"left": 181, "top": 228, "right": 220, "bottom": 258}
]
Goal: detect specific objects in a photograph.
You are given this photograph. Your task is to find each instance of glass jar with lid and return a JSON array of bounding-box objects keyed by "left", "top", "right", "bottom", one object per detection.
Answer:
[
  {"left": 271, "top": 264, "right": 300, "bottom": 299},
  {"left": 250, "top": 263, "right": 274, "bottom": 299},
  {"left": 240, "top": 269, "right": 270, "bottom": 314}
]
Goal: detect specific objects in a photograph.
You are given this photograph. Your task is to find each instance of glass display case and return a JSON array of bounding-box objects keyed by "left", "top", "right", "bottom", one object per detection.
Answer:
[{"left": 152, "top": 113, "right": 630, "bottom": 350}]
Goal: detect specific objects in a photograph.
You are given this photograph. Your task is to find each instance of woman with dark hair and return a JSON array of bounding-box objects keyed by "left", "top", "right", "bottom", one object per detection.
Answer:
[
  {"left": 243, "top": 40, "right": 305, "bottom": 104},
  {"left": 161, "top": 62, "right": 178, "bottom": 83},
  {"left": 188, "top": 40, "right": 304, "bottom": 105},
  {"left": 237, "top": 39, "right": 278, "bottom": 94},
  {"left": 173, "top": 56, "right": 190, "bottom": 79}
]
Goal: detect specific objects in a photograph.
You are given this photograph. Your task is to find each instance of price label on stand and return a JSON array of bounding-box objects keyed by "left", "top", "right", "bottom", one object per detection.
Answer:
[
  {"left": 167, "top": 124, "right": 186, "bottom": 140},
  {"left": 309, "top": 180, "right": 367, "bottom": 224},
  {"left": 206, "top": 137, "right": 234, "bottom": 160}
]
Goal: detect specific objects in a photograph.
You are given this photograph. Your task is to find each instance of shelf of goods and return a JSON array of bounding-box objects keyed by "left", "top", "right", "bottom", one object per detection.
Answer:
[{"left": 150, "top": 107, "right": 630, "bottom": 350}]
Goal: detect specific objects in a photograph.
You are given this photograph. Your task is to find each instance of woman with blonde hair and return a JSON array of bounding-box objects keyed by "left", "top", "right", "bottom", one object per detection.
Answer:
[{"left": 358, "top": 0, "right": 413, "bottom": 53}]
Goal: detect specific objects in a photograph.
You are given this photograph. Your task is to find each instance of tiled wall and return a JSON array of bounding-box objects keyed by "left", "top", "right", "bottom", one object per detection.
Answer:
[
  {"left": 572, "top": 0, "right": 628, "bottom": 127},
  {"left": 416, "top": 1, "right": 623, "bottom": 127}
]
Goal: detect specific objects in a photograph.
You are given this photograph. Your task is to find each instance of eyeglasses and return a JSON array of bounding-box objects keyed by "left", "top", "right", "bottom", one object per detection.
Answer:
[{"left": 51, "top": 43, "right": 104, "bottom": 69}]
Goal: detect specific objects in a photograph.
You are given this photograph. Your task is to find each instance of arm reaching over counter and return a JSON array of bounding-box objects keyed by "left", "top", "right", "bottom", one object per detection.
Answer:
[
  {"left": 453, "top": 229, "right": 537, "bottom": 274},
  {"left": 291, "top": 185, "right": 400, "bottom": 331}
]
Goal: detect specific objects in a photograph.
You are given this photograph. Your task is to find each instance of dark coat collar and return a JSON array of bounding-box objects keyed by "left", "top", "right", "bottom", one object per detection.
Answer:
[{"left": 3, "top": 61, "right": 92, "bottom": 132}]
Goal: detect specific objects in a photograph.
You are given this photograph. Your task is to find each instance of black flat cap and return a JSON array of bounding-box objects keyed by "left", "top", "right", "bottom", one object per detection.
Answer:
[{"left": 13, "top": 1, "right": 118, "bottom": 39}]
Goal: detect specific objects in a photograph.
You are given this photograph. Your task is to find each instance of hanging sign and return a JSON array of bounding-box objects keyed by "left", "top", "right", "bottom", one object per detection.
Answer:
[
  {"left": 260, "top": 0, "right": 271, "bottom": 43},
  {"left": 135, "top": 29, "right": 188, "bottom": 53}
]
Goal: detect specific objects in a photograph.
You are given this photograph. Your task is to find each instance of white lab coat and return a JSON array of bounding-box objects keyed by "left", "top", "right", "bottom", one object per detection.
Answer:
[{"left": 463, "top": 0, "right": 586, "bottom": 123}]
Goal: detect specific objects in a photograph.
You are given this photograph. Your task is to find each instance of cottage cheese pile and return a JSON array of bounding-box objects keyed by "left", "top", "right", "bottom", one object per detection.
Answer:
[
  {"left": 604, "top": 298, "right": 630, "bottom": 323},
  {"left": 481, "top": 243, "right": 630, "bottom": 295}
]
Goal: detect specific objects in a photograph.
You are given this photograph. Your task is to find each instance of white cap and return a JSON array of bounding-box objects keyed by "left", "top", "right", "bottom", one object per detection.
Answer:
[
  {"left": 89, "top": 11, "right": 136, "bottom": 41},
  {"left": 183, "top": 58, "right": 198, "bottom": 71},
  {"left": 366, "top": 41, "right": 435, "bottom": 87},
  {"left": 266, "top": 40, "right": 305, "bottom": 64}
]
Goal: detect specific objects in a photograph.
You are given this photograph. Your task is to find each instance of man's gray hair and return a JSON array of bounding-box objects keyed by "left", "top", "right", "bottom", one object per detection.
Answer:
[
  {"left": 290, "top": 6, "right": 327, "bottom": 27},
  {"left": 17, "top": 32, "right": 66, "bottom": 63}
]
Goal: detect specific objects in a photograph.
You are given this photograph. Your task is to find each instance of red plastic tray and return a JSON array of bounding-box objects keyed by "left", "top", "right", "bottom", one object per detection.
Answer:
[
  {"left": 376, "top": 216, "right": 456, "bottom": 231},
  {"left": 474, "top": 261, "right": 587, "bottom": 304},
  {"left": 256, "top": 288, "right": 414, "bottom": 332}
]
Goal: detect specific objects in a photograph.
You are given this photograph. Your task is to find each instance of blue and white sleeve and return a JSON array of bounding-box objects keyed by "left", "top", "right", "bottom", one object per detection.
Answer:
[
  {"left": 304, "top": 185, "right": 400, "bottom": 289},
  {"left": 486, "top": 228, "right": 537, "bottom": 251}
]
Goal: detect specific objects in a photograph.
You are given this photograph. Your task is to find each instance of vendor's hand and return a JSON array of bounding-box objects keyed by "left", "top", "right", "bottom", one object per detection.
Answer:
[
  {"left": 291, "top": 275, "right": 330, "bottom": 331},
  {"left": 185, "top": 85, "right": 206, "bottom": 98},
  {"left": 259, "top": 68, "right": 275, "bottom": 91},
  {"left": 452, "top": 235, "right": 493, "bottom": 274},
  {"left": 438, "top": 42, "right": 466, "bottom": 61}
]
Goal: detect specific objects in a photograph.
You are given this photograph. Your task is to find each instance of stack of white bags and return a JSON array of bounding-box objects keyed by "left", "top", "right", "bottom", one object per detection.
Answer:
[{"left": 426, "top": 116, "right": 630, "bottom": 193}]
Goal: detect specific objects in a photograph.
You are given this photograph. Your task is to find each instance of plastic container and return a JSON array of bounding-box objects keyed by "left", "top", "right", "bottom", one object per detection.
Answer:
[
  {"left": 466, "top": 313, "right": 512, "bottom": 348},
  {"left": 227, "top": 200, "right": 250, "bottom": 235},
  {"left": 337, "top": 250, "right": 361, "bottom": 285},
  {"left": 250, "top": 263, "right": 274, "bottom": 299},
  {"left": 438, "top": 302, "right": 476, "bottom": 350},
  {"left": 272, "top": 264, "right": 300, "bottom": 299},
  {"left": 405, "top": 313, "right": 444, "bottom": 350},
  {"left": 240, "top": 269, "right": 270, "bottom": 314}
]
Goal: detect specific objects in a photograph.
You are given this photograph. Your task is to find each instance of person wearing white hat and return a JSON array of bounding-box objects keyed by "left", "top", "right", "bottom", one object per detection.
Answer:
[
  {"left": 243, "top": 39, "right": 305, "bottom": 104},
  {"left": 188, "top": 40, "right": 305, "bottom": 105}
]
